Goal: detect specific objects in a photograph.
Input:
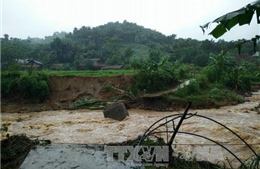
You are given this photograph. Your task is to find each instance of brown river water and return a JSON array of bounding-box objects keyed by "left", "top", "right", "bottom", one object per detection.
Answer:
[{"left": 1, "top": 91, "right": 260, "bottom": 166}]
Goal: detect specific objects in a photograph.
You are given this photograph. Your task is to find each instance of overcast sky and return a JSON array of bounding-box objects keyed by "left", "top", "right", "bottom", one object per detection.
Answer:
[{"left": 1, "top": 0, "right": 259, "bottom": 41}]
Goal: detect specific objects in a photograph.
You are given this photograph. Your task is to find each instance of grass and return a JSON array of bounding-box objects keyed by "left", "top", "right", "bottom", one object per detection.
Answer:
[
  {"left": 1, "top": 69, "right": 135, "bottom": 77},
  {"left": 38, "top": 69, "right": 135, "bottom": 77}
]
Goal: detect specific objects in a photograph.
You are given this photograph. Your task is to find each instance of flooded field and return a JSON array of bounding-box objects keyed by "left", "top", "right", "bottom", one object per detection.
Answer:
[{"left": 1, "top": 91, "right": 260, "bottom": 166}]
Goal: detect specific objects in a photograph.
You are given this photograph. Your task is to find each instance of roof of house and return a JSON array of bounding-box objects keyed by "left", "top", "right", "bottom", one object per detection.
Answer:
[
  {"left": 15, "top": 59, "right": 29, "bottom": 64},
  {"left": 232, "top": 54, "right": 255, "bottom": 62},
  {"left": 15, "top": 59, "right": 43, "bottom": 65},
  {"left": 28, "top": 60, "right": 43, "bottom": 65},
  {"left": 82, "top": 58, "right": 101, "bottom": 62},
  {"left": 101, "top": 65, "right": 123, "bottom": 70}
]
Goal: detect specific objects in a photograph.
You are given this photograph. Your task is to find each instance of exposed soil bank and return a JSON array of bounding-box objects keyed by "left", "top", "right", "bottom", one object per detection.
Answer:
[
  {"left": 1, "top": 75, "right": 134, "bottom": 113},
  {"left": 48, "top": 75, "right": 134, "bottom": 102},
  {"left": 3, "top": 75, "right": 258, "bottom": 113}
]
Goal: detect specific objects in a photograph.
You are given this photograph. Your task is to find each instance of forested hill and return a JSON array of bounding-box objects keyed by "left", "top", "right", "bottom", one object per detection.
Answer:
[{"left": 1, "top": 21, "right": 256, "bottom": 70}]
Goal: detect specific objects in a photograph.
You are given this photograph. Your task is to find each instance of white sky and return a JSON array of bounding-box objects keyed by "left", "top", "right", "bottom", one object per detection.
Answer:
[{"left": 1, "top": 0, "right": 259, "bottom": 41}]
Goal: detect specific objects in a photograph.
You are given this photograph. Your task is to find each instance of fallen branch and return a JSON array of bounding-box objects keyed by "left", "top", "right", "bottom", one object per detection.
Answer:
[{"left": 111, "top": 87, "right": 136, "bottom": 101}]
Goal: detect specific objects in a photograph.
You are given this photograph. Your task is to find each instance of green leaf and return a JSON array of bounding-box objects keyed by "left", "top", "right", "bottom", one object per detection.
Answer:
[
  {"left": 201, "top": 1, "right": 260, "bottom": 38},
  {"left": 224, "top": 16, "right": 238, "bottom": 30},
  {"left": 200, "top": 22, "right": 210, "bottom": 34},
  {"left": 238, "top": 10, "right": 254, "bottom": 25},
  {"left": 209, "top": 24, "right": 227, "bottom": 39},
  {"left": 256, "top": 7, "right": 260, "bottom": 23}
]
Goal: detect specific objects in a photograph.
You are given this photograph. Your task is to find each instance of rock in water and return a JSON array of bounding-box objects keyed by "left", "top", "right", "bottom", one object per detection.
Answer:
[{"left": 103, "top": 103, "right": 129, "bottom": 121}]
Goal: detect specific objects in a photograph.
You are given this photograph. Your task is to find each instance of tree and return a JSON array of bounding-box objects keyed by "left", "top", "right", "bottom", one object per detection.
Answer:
[
  {"left": 124, "top": 47, "right": 134, "bottom": 58},
  {"left": 3, "top": 34, "right": 9, "bottom": 41},
  {"left": 49, "top": 37, "right": 76, "bottom": 64},
  {"left": 129, "top": 57, "right": 142, "bottom": 74},
  {"left": 207, "top": 52, "right": 234, "bottom": 82},
  {"left": 134, "top": 57, "right": 176, "bottom": 93},
  {"left": 149, "top": 50, "right": 162, "bottom": 63},
  {"left": 200, "top": 1, "right": 260, "bottom": 52}
]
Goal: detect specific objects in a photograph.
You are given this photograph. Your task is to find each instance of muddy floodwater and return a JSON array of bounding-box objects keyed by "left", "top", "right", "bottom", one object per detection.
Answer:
[{"left": 1, "top": 91, "right": 260, "bottom": 166}]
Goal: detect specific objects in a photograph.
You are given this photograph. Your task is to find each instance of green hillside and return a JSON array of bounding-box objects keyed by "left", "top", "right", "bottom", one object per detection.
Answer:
[{"left": 1, "top": 20, "right": 257, "bottom": 70}]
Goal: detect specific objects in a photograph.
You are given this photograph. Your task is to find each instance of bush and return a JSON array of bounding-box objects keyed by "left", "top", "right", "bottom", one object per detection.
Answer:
[
  {"left": 186, "top": 80, "right": 200, "bottom": 94},
  {"left": 133, "top": 58, "right": 177, "bottom": 93},
  {"left": 18, "top": 75, "right": 38, "bottom": 99},
  {"left": 178, "top": 68, "right": 188, "bottom": 79},
  {"left": 1, "top": 78, "right": 11, "bottom": 97},
  {"left": 1, "top": 71, "right": 22, "bottom": 79},
  {"left": 197, "top": 76, "right": 209, "bottom": 90},
  {"left": 174, "top": 80, "right": 201, "bottom": 97},
  {"left": 72, "top": 98, "right": 99, "bottom": 109},
  {"left": 101, "top": 83, "right": 115, "bottom": 92},
  {"left": 37, "top": 80, "right": 49, "bottom": 101},
  {"left": 1, "top": 71, "right": 49, "bottom": 102},
  {"left": 1, "top": 71, "right": 22, "bottom": 97},
  {"left": 238, "top": 76, "right": 251, "bottom": 92},
  {"left": 204, "top": 66, "right": 218, "bottom": 83},
  {"left": 225, "top": 75, "right": 252, "bottom": 92},
  {"left": 209, "top": 87, "right": 244, "bottom": 103}
]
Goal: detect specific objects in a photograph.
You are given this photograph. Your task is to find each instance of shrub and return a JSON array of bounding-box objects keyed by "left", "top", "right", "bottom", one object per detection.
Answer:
[
  {"left": 1, "top": 71, "right": 22, "bottom": 97},
  {"left": 173, "top": 80, "right": 200, "bottom": 97},
  {"left": 1, "top": 78, "right": 11, "bottom": 97},
  {"left": 203, "top": 66, "right": 218, "bottom": 83},
  {"left": 133, "top": 58, "right": 177, "bottom": 93},
  {"left": 209, "top": 87, "right": 244, "bottom": 103},
  {"left": 73, "top": 98, "right": 99, "bottom": 109},
  {"left": 197, "top": 76, "right": 209, "bottom": 90},
  {"left": 178, "top": 68, "right": 188, "bottom": 79},
  {"left": 238, "top": 76, "right": 251, "bottom": 92},
  {"left": 18, "top": 75, "right": 38, "bottom": 99},
  {"left": 101, "top": 83, "right": 115, "bottom": 92},
  {"left": 37, "top": 80, "right": 49, "bottom": 101},
  {"left": 2, "top": 71, "right": 50, "bottom": 102},
  {"left": 186, "top": 80, "right": 200, "bottom": 94},
  {"left": 1, "top": 71, "right": 22, "bottom": 79}
]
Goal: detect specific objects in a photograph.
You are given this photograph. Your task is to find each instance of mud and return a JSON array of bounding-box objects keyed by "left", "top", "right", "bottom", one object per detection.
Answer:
[
  {"left": 1, "top": 75, "right": 134, "bottom": 113},
  {"left": 48, "top": 75, "right": 134, "bottom": 102}
]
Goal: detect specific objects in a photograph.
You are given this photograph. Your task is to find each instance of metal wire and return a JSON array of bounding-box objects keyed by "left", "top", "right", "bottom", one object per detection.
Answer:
[{"left": 137, "top": 102, "right": 260, "bottom": 167}]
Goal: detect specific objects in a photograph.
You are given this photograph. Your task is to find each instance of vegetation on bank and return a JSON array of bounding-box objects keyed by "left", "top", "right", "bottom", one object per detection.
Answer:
[
  {"left": 128, "top": 51, "right": 259, "bottom": 109},
  {"left": 41, "top": 69, "right": 134, "bottom": 77},
  {"left": 1, "top": 70, "right": 49, "bottom": 102},
  {"left": 1, "top": 49, "right": 260, "bottom": 107}
]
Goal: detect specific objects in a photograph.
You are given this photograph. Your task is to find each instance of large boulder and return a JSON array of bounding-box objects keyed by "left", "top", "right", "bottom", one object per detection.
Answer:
[{"left": 103, "top": 103, "right": 129, "bottom": 121}]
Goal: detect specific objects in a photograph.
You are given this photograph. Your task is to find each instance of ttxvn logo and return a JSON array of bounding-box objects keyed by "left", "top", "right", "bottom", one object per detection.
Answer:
[{"left": 104, "top": 145, "right": 169, "bottom": 167}]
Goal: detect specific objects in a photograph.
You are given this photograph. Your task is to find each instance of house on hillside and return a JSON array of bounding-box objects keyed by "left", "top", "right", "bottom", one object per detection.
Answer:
[
  {"left": 101, "top": 65, "right": 123, "bottom": 70},
  {"left": 78, "top": 58, "right": 123, "bottom": 70},
  {"left": 232, "top": 54, "right": 256, "bottom": 62},
  {"left": 50, "top": 64, "right": 64, "bottom": 70},
  {"left": 15, "top": 59, "right": 43, "bottom": 69},
  {"left": 79, "top": 58, "right": 105, "bottom": 70}
]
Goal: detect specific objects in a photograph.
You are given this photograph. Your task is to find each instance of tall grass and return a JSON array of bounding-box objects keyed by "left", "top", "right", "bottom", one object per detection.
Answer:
[{"left": 39, "top": 69, "right": 134, "bottom": 77}]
